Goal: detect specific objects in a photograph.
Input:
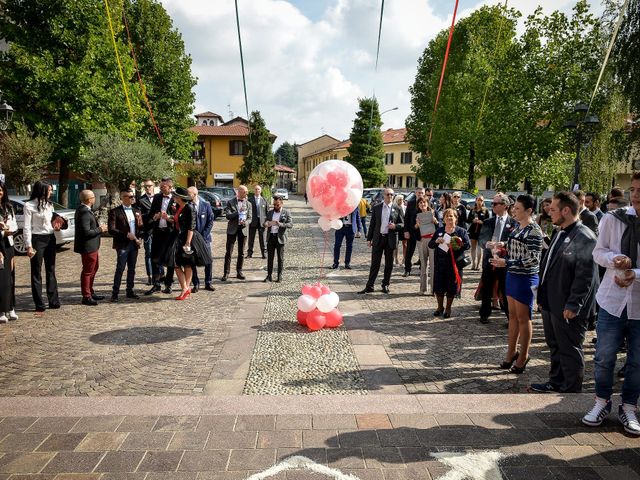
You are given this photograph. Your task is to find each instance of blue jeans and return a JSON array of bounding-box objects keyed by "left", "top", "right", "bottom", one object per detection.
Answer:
[
  {"left": 112, "top": 241, "right": 138, "bottom": 295},
  {"left": 594, "top": 307, "right": 640, "bottom": 405},
  {"left": 333, "top": 225, "right": 354, "bottom": 267},
  {"left": 192, "top": 241, "right": 212, "bottom": 286},
  {"left": 361, "top": 216, "right": 368, "bottom": 236}
]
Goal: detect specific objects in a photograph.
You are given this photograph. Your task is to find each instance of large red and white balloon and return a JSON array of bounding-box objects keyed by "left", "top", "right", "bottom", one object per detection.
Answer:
[{"left": 307, "top": 160, "right": 363, "bottom": 231}]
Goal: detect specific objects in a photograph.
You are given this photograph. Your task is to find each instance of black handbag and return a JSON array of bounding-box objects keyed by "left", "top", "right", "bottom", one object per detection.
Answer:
[{"left": 457, "top": 254, "right": 472, "bottom": 269}]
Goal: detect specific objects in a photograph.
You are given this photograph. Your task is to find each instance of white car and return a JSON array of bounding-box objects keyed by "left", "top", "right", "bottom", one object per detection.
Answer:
[
  {"left": 274, "top": 188, "right": 289, "bottom": 200},
  {"left": 9, "top": 196, "right": 76, "bottom": 255}
]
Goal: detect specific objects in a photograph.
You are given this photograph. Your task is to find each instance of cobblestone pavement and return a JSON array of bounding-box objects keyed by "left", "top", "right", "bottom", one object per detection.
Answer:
[{"left": 0, "top": 395, "right": 637, "bottom": 479}]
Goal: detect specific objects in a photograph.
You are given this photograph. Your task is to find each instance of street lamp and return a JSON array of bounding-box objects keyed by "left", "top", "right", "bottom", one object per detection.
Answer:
[
  {"left": 563, "top": 102, "right": 599, "bottom": 189},
  {"left": 380, "top": 106, "right": 398, "bottom": 116},
  {"left": 0, "top": 90, "right": 14, "bottom": 131}
]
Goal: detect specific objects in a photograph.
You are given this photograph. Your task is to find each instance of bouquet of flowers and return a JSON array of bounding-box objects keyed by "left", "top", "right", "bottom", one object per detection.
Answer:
[{"left": 450, "top": 235, "right": 463, "bottom": 250}]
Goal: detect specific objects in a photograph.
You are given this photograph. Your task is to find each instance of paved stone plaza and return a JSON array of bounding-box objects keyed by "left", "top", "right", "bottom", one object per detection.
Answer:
[{"left": 0, "top": 196, "right": 636, "bottom": 479}]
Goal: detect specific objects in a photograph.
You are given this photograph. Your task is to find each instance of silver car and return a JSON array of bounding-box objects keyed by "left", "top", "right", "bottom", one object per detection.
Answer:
[
  {"left": 9, "top": 196, "right": 76, "bottom": 255},
  {"left": 273, "top": 188, "right": 289, "bottom": 200}
]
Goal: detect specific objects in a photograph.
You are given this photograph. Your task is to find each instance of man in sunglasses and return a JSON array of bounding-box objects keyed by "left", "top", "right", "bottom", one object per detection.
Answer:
[
  {"left": 478, "top": 192, "right": 515, "bottom": 325},
  {"left": 137, "top": 179, "right": 157, "bottom": 286},
  {"left": 358, "top": 188, "right": 405, "bottom": 294}
]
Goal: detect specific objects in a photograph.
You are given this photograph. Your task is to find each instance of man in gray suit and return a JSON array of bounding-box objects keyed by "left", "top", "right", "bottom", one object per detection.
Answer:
[
  {"left": 263, "top": 196, "right": 293, "bottom": 282},
  {"left": 531, "top": 191, "right": 598, "bottom": 393},
  {"left": 222, "top": 185, "right": 252, "bottom": 281},
  {"left": 247, "top": 185, "right": 268, "bottom": 259}
]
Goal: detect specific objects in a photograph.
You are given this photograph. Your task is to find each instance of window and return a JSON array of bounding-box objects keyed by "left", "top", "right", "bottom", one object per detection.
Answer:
[
  {"left": 400, "top": 152, "right": 412, "bottom": 164},
  {"left": 387, "top": 175, "right": 396, "bottom": 187},
  {"left": 229, "top": 140, "right": 247, "bottom": 156},
  {"left": 398, "top": 176, "right": 403, "bottom": 188},
  {"left": 407, "top": 176, "right": 414, "bottom": 188},
  {"left": 384, "top": 153, "right": 394, "bottom": 165}
]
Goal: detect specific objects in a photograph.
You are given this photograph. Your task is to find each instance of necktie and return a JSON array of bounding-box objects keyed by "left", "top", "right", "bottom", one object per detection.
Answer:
[{"left": 492, "top": 216, "right": 503, "bottom": 242}]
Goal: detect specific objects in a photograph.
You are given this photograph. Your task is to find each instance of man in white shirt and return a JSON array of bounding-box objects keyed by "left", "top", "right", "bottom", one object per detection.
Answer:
[
  {"left": 583, "top": 171, "right": 640, "bottom": 435},
  {"left": 263, "top": 196, "right": 292, "bottom": 282},
  {"left": 247, "top": 185, "right": 268, "bottom": 259}
]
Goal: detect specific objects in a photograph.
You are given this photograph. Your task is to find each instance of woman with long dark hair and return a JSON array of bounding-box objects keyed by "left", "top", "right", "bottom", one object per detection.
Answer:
[
  {"left": 436, "top": 192, "right": 453, "bottom": 227},
  {"left": 24, "top": 181, "right": 62, "bottom": 312},
  {"left": 467, "top": 196, "right": 490, "bottom": 270},
  {"left": 0, "top": 182, "right": 18, "bottom": 322}
]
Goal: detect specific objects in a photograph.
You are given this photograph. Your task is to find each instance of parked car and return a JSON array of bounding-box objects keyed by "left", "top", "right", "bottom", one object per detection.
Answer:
[
  {"left": 201, "top": 186, "right": 236, "bottom": 208},
  {"left": 363, "top": 188, "right": 383, "bottom": 202},
  {"left": 273, "top": 188, "right": 289, "bottom": 200},
  {"left": 431, "top": 189, "right": 477, "bottom": 208},
  {"left": 198, "top": 191, "right": 224, "bottom": 219},
  {"left": 9, "top": 196, "right": 76, "bottom": 255}
]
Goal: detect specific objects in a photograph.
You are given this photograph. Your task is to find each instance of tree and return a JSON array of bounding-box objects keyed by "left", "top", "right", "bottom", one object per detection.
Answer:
[
  {"left": 0, "top": 123, "right": 54, "bottom": 193},
  {"left": 345, "top": 97, "right": 386, "bottom": 187},
  {"left": 175, "top": 159, "right": 208, "bottom": 187},
  {"left": 274, "top": 141, "right": 297, "bottom": 168},
  {"left": 75, "top": 133, "right": 172, "bottom": 197},
  {"left": 613, "top": 0, "right": 640, "bottom": 115},
  {"left": 122, "top": 0, "right": 198, "bottom": 162},
  {"left": 0, "top": 0, "right": 143, "bottom": 205},
  {"left": 237, "top": 111, "right": 276, "bottom": 189}
]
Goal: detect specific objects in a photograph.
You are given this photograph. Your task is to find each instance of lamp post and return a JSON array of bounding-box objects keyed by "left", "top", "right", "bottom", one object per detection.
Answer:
[
  {"left": 563, "top": 102, "right": 599, "bottom": 189},
  {"left": 380, "top": 106, "right": 398, "bottom": 117},
  {"left": 0, "top": 90, "right": 14, "bottom": 132}
]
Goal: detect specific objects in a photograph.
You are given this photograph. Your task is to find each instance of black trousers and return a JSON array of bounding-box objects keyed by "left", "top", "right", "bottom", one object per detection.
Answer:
[
  {"left": 366, "top": 235, "right": 395, "bottom": 288},
  {"left": 266, "top": 233, "right": 284, "bottom": 277},
  {"left": 404, "top": 235, "right": 417, "bottom": 273},
  {"left": 30, "top": 233, "right": 59, "bottom": 310},
  {"left": 541, "top": 309, "right": 588, "bottom": 392},
  {"left": 224, "top": 231, "right": 246, "bottom": 275},
  {"left": 150, "top": 228, "right": 174, "bottom": 288},
  {"left": 247, "top": 225, "right": 266, "bottom": 257},
  {"left": 479, "top": 264, "right": 508, "bottom": 319}
]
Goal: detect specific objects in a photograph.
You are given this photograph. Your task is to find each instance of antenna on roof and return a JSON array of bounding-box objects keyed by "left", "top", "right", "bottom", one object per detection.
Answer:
[{"left": 227, "top": 103, "right": 233, "bottom": 119}]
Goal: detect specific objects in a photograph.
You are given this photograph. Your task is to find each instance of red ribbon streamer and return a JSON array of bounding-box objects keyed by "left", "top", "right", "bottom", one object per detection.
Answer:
[
  {"left": 429, "top": 0, "right": 460, "bottom": 143},
  {"left": 449, "top": 247, "right": 462, "bottom": 294}
]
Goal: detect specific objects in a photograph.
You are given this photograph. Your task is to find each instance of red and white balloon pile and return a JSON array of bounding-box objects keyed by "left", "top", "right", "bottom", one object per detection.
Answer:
[
  {"left": 306, "top": 160, "right": 363, "bottom": 232},
  {"left": 296, "top": 283, "right": 343, "bottom": 331}
]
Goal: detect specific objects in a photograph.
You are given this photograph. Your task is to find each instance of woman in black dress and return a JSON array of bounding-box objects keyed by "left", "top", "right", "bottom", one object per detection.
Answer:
[
  {"left": 428, "top": 208, "right": 470, "bottom": 318},
  {"left": 0, "top": 182, "right": 17, "bottom": 323},
  {"left": 467, "top": 196, "right": 491, "bottom": 270},
  {"left": 171, "top": 187, "right": 212, "bottom": 301}
]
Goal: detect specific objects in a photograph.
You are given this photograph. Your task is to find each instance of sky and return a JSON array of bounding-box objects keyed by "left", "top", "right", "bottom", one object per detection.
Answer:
[{"left": 158, "top": 0, "right": 606, "bottom": 147}]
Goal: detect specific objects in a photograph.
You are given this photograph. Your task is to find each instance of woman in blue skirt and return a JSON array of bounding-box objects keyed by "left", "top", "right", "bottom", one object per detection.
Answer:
[{"left": 490, "top": 194, "right": 543, "bottom": 373}]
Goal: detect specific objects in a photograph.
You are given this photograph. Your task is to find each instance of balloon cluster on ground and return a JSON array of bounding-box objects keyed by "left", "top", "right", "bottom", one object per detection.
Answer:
[
  {"left": 306, "top": 160, "right": 364, "bottom": 232},
  {"left": 296, "top": 283, "right": 343, "bottom": 331}
]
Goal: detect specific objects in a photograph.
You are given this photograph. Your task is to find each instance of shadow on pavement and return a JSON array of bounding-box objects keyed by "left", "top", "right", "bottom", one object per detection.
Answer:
[{"left": 89, "top": 326, "right": 204, "bottom": 345}]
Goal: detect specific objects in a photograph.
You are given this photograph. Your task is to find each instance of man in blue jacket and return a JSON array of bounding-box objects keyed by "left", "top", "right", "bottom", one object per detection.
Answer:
[
  {"left": 332, "top": 207, "right": 362, "bottom": 270},
  {"left": 188, "top": 187, "right": 215, "bottom": 292}
]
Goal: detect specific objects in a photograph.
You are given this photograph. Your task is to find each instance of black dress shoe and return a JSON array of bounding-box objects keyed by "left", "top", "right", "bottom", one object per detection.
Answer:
[
  {"left": 263, "top": 275, "right": 272, "bottom": 282},
  {"left": 81, "top": 297, "right": 98, "bottom": 306},
  {"left": 48, "top": 303, "right": 61, "bottom": 309},
  {"left": 147, "top": 276, "right": 153, "bottom": 286},
  {"left": 381, "top": 285, "right": 390, "bottom": 294},
  {"left": 433, "top": 309, "right": 443, "bottom": 317},
  {"left": 192, "top": 284, "right": 200, "bottom": 293},
  {"left": 480, "top": 316, "right": 489, "bottom": 324},
  {"left": 237, "top": 272, "right": 246, "bottom": 280},
  {"left": 110, "top": 295, "right": 119, "bottom": 303},
  {"left": 35, "top": 306, "right": 46, "bottom": 313},
  {"left": 344, "top": 265, "right": 352, "bottom": 270},
  {"left": 443, "top": 309, "right": 452, "bottom": 319},
  {"left": 275, "top": 275, "right": 281, "bottom": 283},
  {"left": 92, "top": 294, "right": 105, "bottom": 301},
  {"left": 204, "top": 284, "right": 216, "bottom": 291},
  {"left": 145, "top": 285, "right": 161, "bottom": 295},
  {"left": 331, "top": 264, "right": 339, "bottom": 269},
  {"left": 221, "top": 275, "right": 228, "bottom": 282},
  {"left": 162, "top": 286, "right": 172, "bottom": 294},
  {"left": 402, "top": 271, "right": 410, "bottom": 277},
  {"left": 358, "top": 287, "right": 374, "bottom": 294},
  {"left": 126, "top": 291, "right": 140, "bottom": 299}
]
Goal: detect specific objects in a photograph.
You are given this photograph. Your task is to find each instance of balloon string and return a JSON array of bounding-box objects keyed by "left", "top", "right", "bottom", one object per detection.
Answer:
[{"left": 319, "top": 230, "right": 328, "bottom": 281}]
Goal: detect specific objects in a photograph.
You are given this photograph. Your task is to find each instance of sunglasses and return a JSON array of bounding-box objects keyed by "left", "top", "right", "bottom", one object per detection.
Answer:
[
  {"left": 493, "top": 202, "right": 505, "bottom": 205},
  {"left": 385, "top": 193, "right": 394, "bottom": 196},
  {"left": 144, "top": 185, "right": 154, "bottom": 188}
]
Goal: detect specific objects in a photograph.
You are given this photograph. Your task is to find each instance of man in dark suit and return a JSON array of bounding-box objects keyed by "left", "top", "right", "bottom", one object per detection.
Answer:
[
  {"left": 575, "top": 190, "right": 599, "bottom": 235},
  {"left": 137, "top": 179, "right": 156, "bottom": 285},
  {"left": 222, "top": 185, "right": 252, "bottom": 281},
  {"left": 145, "top": 177, "right": 176, "bottom": 295},
  {"left": 263, "top": 196, "right": 293, "bottom": 282},
  {"left": 478, "top": 192, "right": 516, "bottom": 324},
  {"left": 188, "top": 186, "right": 215, "bottom": 292},
  {"left": 585, "top": 192, "right": 604, "bottom": 222},
  {"left": 358, "top": 188, "right": 405, "bottom": 294},
  {"left": 332, "top": 207, "right": 362, "bottom": 269},
  {"left": 108, "top": 189, "right": 144, "bottom": 302},
  {"left": 74, "top": 189, "right": 107, "bottom": 306},
  {"left": 247, "top": 185, "right": 268, "bottom": 259},
  {"left": 530, "top": 191, "right": 598, "bottom": 393},
  {"left": 403, "top": 187, "right": 425, "bottom": 277}
]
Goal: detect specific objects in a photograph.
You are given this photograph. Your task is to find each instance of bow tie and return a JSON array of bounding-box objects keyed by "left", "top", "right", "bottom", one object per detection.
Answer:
[
  {"left": 163, "top": 195, "right": 171, "bottom": 199},
  {"left": 124, "top": 206, "right": 132, "bottom": 210}
]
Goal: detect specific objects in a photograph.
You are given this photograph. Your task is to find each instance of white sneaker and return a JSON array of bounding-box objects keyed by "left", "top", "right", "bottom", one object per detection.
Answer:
[
  {"left": 582, "top": 397, "right": 612, "bottom": 426},
  {"left": 8, "top": 310, "right": 18, "bottom": 321},
  {"left": 619, "top": 404, "right": 640, "bottom": 436},
  {"left": 0, "top": 313, "right": 7, "bottom": 324}
]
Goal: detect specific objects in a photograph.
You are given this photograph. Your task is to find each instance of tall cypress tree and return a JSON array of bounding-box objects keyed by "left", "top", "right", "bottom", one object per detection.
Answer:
[
  {"left": 237, "top": 111, "right": 276, "bottom": 190},
  {"left": 345, "top": 98, "right": 386, "bottom": 187}
]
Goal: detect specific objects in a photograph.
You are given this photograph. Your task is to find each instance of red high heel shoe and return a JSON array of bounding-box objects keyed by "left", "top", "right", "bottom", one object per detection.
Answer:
[{"left": 175, "top": 289, "right": 191, "bottom": 301}]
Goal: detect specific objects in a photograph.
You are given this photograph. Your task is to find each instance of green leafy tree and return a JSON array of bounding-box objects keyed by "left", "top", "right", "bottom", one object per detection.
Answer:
[
  {"left": 0, "top": 0, "right": 143, "bottom": 205},
  {"left": 237, "top": 111, "right": 276, "bottom": 189},
  {"left": 123, "top": 0, "right": 197, "bottom": 162},
  {"left": 345, "top": 97, "right": 386, "bottom": 187},
  {"left": 0, "top": 123, "right": 54, "bottom": 193},
  {"left": 613, "top": 0, "right": 640, "bottom": 114},
  {"left": 75, "top": 133, "right": 172, "bottom": 196},
  {"left": 274, "top": 141, "right": 297, "bottom": 168},
  {"left": 175, "top": 159, "right": 208, "bottom": 187}
]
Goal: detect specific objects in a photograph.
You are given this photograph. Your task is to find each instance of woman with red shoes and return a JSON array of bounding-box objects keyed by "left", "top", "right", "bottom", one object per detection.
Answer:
[{"left": 170, "top": 187, "right": 212, "bottom": 300}]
